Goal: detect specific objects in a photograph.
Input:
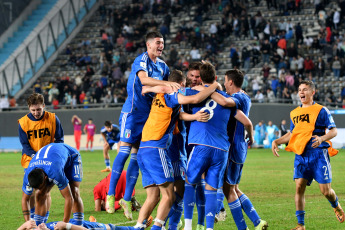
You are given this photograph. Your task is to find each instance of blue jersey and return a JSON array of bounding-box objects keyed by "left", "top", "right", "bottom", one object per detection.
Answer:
[
  {"left": 168, "top": 120, "right": 187, "bottom": 162},
  {"left": 184, "top": 88, "right": 231, "bottom": 151},
  {"left": 46, "top": 219, "right": 106, "bottom": 230},
  {"left": 290, "top": 106, "right": 336, "bottom": 149},
  {"left": 100, "top": 124, "right": 120, "bottom": 142},
  {"left": 22, "top": 143, "right": 80, "bottom": 195},
  {"left": 140, "top": 92, "right": 181, "bottom": 149},
  {"left": 227, "top": 92, "right": 251, "bottom": 164},
  {"left": 122, "top": 51, "right": 170, "bottom": 114}
]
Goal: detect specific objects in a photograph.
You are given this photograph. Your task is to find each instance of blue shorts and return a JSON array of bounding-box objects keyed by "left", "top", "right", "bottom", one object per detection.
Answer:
[
  {"left": 137, "top": 147, "right": 174, "bottom": 188},
  {"left": 294, "top": 148, "right": 332, "bottom": 186},
  {"left": 186, "top": 145, "right": 228, "bottom": 189},
  {"left": 225, "top": 160, "right": 243, "bottom": 185},
  {"left": 65, "top": 152, "right": 83, "bottom": 183},
  {"left": 119, "top": 112, "right": 149, "bottom": 144},
  {"left": 172, "top": 159, "right": 186, "bottom": 181},
  {"left": 108, "top": 139, "right": 119, "bottom": 149}
]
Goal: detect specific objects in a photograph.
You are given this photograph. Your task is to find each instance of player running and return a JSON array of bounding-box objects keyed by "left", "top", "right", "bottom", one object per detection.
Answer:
[
  {"left": 100, "top": 121, "right": 120, "bottom": 172},
  {"left": 21, "top": 143, "right": 84, "bottom": 226},
  {"left": 106, "top": 31, "right": 180, "bottom": 218},
  {"left": 272, "top": 80, "right": 344, "bottom": 230}
]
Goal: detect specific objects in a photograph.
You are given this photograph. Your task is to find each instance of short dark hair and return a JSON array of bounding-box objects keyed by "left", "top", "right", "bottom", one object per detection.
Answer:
[
  {"left": 27, "top": 93, "right": 44, "bottom": 107},
  {"left": 299, "top": 80, "right": 315, "bottom": 91},
  {"left": 88, "top": 118, "right": 93, "bottom": 121},
  {"left": 168, "top": 70, "right": 185, "bottom": 83},
  {"left": 200, "top": 61, "right": 216, "bottom": 84},
  {"left": 104, "top": 121, "right": 112, "bottom": 127},
  {"left": 188, "top": 62, "right": 202, "bottom": 72},
  {"left": 145, "top": 31, "right": 163, "bottom": 42},
  {"left": 225, "top": 69, "right": 244, "bottom": 88},
  {"left": 28, "top": 168, "right": 45, "bottom": 189}
]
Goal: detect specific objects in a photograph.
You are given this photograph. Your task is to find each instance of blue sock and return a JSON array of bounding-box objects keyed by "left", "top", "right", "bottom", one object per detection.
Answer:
[
  {"left": 34, "top": 214, "right": 45, "bottom": 225},
  {"left": 296, "top": 210, "right": 305, "bottom": 225},
  {"left": 123, "top": 153, "right": 139, "bottom": 201},
  {"left": 229, "top": 199, "right": 247, "bottom": 230},
  {"left": 329, "top": 196, "right": 339, "bottom": 208},
  {"left": 108, "top": 146, "right": 131, "bottom": 195},
  {"left": 183, "top": 182, "right": 196, "bottom": 220},
  {"left": 73, "top": 212, "right": 84, "bottom": 225},
  {"left": 217, "top": 188, "right": 225, "bottom": 214},
  {"left": 108, "top": 223, "right": 116, "bottom": 230},
  {"left": 30, "top": 207, "right": 35, "bottom": 219},
  {"left": 168, "top": 194, "right": 183, "bottom": 229},
  {"left": 113, "top": 226, "right": 137, "bottom": 230},
  {"left": 105, "top": 159, "right": 110, "bottom": 168},
  {"left": 151, "top": 225, "right": 162, "bottom": 230},
  {"left": 204, "top": 189, "right": 217, "bottom": 229},
  {"left": 44, "top": 211, "right": 50, "bottom": 223},
  {"left": 239, "top": 194, "right": 261, "bottom": 226},
  {"left": 196, "top": 179, "right": 206, "bottom": 225}
]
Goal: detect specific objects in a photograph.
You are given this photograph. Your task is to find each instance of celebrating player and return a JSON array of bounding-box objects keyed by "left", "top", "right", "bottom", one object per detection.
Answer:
[
  {"left": 18, "top": 93, "right": 64, "bottom": 222},
  {"left": 106, "top": 31, "right": 180, "bottom": 217},
  {"left": 100, "top": 121, "right": 120, "bottom": 172},
  {"left": 272, "top": 80, "right": 344, "bottom": 230},
  {"left": 83, "top": 118, "right": 96, "bottom": 151},
  {"left": 21, "top": 143, "right": 84, "bottom": 225}
]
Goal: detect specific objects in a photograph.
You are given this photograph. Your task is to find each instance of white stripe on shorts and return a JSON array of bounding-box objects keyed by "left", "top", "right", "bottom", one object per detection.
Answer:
[{"left": 159, "top": 148, "right": 169, "bottom": 178}]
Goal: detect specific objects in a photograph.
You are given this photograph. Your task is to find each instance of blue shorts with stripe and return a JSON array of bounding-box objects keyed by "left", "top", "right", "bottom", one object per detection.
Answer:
[
  {"left": 225, "top": 160, "right": 244, "bottom": 185},
  {"left": 137, "top": 147, "right": 174, "bottom": 188},
  {"left": 186, "top": 145, "right": 228, "bottom": 189},
  {"left": 119, "top": 112, "right": 149, "bottom": 144},
  {"left": 65, "top": 152, "right": 83, "bottom": 183},
  {"left": 294, "top": 148, "right": 332, "bottom": 186}
]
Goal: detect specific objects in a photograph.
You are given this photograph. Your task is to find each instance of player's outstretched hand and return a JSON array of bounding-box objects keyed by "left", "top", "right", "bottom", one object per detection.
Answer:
[
  {"left": 38, "top": 223, "right": 48, "bottom": 230},
  {"left": 311, "top": 135, "right": 322, "bottom": 148},
  {"left": 195, "top": 111, "right": 210, "bottom": 122},
  {"left": 142, "top": 86, "right": 150, "bottom": 95},
  {"left": 271, "top": 140, "right": 280, "bottom": 157},
  {"left": 164, "top": 81, "right": 180, "bottom": 91},
  {"left": 20, "top": 220, "right": 37, "bottom": 230},
  {"left": 53, "top": 222, "right": 67, "bottom": 230},
  {"left": 246, "top": 134, "right": 254, "bottom": 146}
]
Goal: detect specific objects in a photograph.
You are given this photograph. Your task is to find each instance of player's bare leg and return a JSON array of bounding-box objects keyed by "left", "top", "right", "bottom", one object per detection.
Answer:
[
  {"left": 137, "top": 185, "right": 160, "bottom": 225},
  {"left": 293, "top": 178, "right": 308, "bottom": 229},
  {"left": 70, "top": 181, "right": 84, "bottom": 225},
  {"left": 153, "top": 182, "right": 175, "bottom": 228},
  {"left": 101, "top": 143, "right": 111, "bottom": 172},
  {"left": 319, "top": 183, "right": 344, "bottom": 223}
]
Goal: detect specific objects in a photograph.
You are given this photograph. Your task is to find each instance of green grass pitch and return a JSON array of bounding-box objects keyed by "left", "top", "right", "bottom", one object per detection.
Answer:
[{"left": 1, "top": 149, "right": 345, "bottom": 229}]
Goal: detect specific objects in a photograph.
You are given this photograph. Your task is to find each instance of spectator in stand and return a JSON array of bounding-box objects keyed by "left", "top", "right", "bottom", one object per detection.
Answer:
[
  {"left": 285, "top": 71, "right": 295, "bottom": 90},
  {"left": 315, "top": 57, "right": 325, "bottom": 78},
  {"left": 252, "top": 77, "right": 261, "bottom": 96},
  {"left": 262, "top": 63, "right": 271, "bottom": 83},
  {"left": 280, "top": 119, "right": 288, "bottom": 137},
  {"left": 168, "top": 46, "right": 179, "bottom": 66},
  {"left": 85, "top": 65, "right": 95, "bottom": 77},
  {"left": 255, "top": 90, "right": 265, "bottom": 103},
  {"left": 282, "top": 87, "right": 291, "bottom": 103},
  {"left": 291, "top": 90, "right": 299, "bottom": 104},
  {"left": 190, "top": 47, "right": 201, "bottom": 61},
  {"left": 287, "top": 43, "right": 298, "bottom": 61},
  {"left": 295, "top": 23, "right": 303, "bottom": 44},
  {"left": 266, "top": 88, "right": 276, "bottom": 102},
  {"left": 242, "top": 46, "right": 251, "bottom": 73},
  {"left": 277, "top": 36, "right": 287, "bottom": 51},
  {"left": 332, "top": 56, "right": 341, "bottom": 78},
  {"left": 230, "top": 46, "right": 240, "bottom": 68},
  {"left": 9, "top": 96, "right": 17, "bottom": 108},
  {"left": 304, "top": 56, "right": 315, "bottom": 74},
  {"left": 0, "top": 94, "right": 9, "bottom": 111},
  {"left": 48, "top": 84, "right": 59, "bottom": 104},
  {"left": 271, "top": 75, "right": 279, "bottom": 97},
  {"left": 261, "top": 39, "right": 271, "bottom": 64},
  {"left": 77, "top": 54, "right": 91, "bottom": 67},
  {"left": 290, "top": 57, "right": 298, "bottom": 73}
]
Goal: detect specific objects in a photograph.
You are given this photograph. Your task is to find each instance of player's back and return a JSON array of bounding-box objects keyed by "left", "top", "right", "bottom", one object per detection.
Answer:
[
  {"left": 122, "top": 51, "right": 169, "bottom": 114},
  {"left": 188, "top": 90, "right": 231, "bottom": 151},
  {"left": 227, "top": 92, "right": 251, "bottom": 164}
]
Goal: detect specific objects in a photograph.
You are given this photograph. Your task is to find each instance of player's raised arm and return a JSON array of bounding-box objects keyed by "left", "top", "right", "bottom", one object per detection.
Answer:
[
  {"left": 179, "top": 111, "right": 210, "bottom": 122},
  {"left": 210, "top": 92, "right": 236, "bottom": 107},
  {"left": 138, "top": 71, "right": 180, "bottom": 91},
  {"left": 177, "top": 81, "right": 218, "bottom": 105},
  {"left": 142, "top": 85, "right": 175, "bottom": 95},
  {"left": 234, "top": 110, "right": 253, "bottom": 144},
  {"left": 60, "top": 185, "right": 74, "bottom": 223},
  {"left": 271, "top": 132, "right": 292, "bottom": 157}
]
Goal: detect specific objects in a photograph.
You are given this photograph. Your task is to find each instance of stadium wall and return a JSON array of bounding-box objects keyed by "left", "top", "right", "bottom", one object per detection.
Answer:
[{"left": 1, "top": 104, "right": 345, "bottom": 137}]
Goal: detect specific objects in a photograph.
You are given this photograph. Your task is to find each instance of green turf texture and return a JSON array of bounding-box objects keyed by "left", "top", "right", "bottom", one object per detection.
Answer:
[{"left": 1, "top": 149, "right": 344, "bottom": 229}]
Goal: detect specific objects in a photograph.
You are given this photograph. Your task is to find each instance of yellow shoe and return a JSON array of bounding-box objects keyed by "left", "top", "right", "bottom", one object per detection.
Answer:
[
  {"left": 101, "top": 168, "right": 111, "bottom": 172},
  {"left": 334, "top": 203, "right": 345, "bottom": 223},
  {"left": 89, "top": 216, "right": 97, "bottom": 222},
  {"left": 254, "top": 219, "right": 268, "bottom": 230},
  {"left": 291, "top": 224, "right": 305, "bottom": 230},
  {"left": 106, "top": 195, "right": 115, "bottom": 213},
  {"left": 119, "top": 198, "right": 133, "bottom": 220}
]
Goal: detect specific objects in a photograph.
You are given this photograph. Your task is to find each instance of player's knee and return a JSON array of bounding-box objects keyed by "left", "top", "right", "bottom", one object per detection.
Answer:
[{"left": 320, "top": 187, "right": 333, "bottom": 197}]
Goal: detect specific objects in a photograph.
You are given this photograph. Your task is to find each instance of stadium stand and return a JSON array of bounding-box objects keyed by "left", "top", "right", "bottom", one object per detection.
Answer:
[{"left": 2, "top": 0, "right": 345, "bottom": 110}]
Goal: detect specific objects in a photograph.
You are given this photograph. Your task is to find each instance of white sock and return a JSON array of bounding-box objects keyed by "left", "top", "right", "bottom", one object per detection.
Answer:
[{"left": 184, "top": 219, "right": 192, "bottom": 230}]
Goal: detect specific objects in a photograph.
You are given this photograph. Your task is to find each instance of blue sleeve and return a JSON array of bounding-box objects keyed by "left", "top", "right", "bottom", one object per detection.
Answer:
[
  {"left": 165, "top": 92, "right": 180, "bottom": 108},
  {"left": 290, "top": 118, "right": 295, "bottom": 131},
  {"left": 316, "top": 107, "right": 336, "bottom": 129},
  {"left": 179, "top": 87, "right": 198, "bottom": 96},
  {"left": 163, "top": 65, "right": 170, "bottom": 81},
  {"left": 22, "top": 173, "right": 33, "bottom": 195},
  {"left": 53, "top": 168, "right": 69, "bottom": 190},
  {"left": 54, "top": 116, "right": 64, "bottom": 143},
  {"left": 231, "top": 96, "right": 240, "bottom": 110},
  {"left": 100, "top": 126, "right": 106, "bottom": 134},
  {"left": 18, "top": 124, "right": 36, "bottom": 157},
  {"left": 134, "top": 57, "right": 148, "bottom": 75}
]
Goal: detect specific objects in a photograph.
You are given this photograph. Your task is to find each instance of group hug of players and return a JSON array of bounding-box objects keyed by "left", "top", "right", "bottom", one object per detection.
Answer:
[{"left": 17, "top": 31, "right": 344, "bottom": 230}]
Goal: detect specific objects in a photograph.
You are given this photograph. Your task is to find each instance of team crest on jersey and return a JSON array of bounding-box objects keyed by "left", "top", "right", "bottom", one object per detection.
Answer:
[{"left": 125, "top": 129, "right": 131, "bottom": 138}]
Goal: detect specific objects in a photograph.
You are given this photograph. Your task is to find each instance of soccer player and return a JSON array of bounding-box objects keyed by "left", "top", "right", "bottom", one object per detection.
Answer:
[
  {"left": 18, "top": 93, "right": 64, "bottom": 222},
  {"left": 185, "top": 62, "right": 252, "bottom": 230},
  {"left": 182, "top": 62, "right": 208, "bottom": 230},
  {"left": 100, "top": 121, "right": 120, "bottom": 172},
  {"left": 106, "top": 31, "right": 180, "bottom": 217},
  {"left": 209, "top": 69, "right": 268, "bottom": 230},
  {"left": 94, "top": 171, "right": 138, "bottom": 212},
  {"left": 272, "top": 80, "right": 344, "bottom": 230},
  {"left": 21, "top": 143, "right": 84, "bottom": 226},
  {"left": 71, "top": 115, "right": 82, "bottom": 151},
  {"left": 83, "top": 118, "right": 96, "bottom": 151}
]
